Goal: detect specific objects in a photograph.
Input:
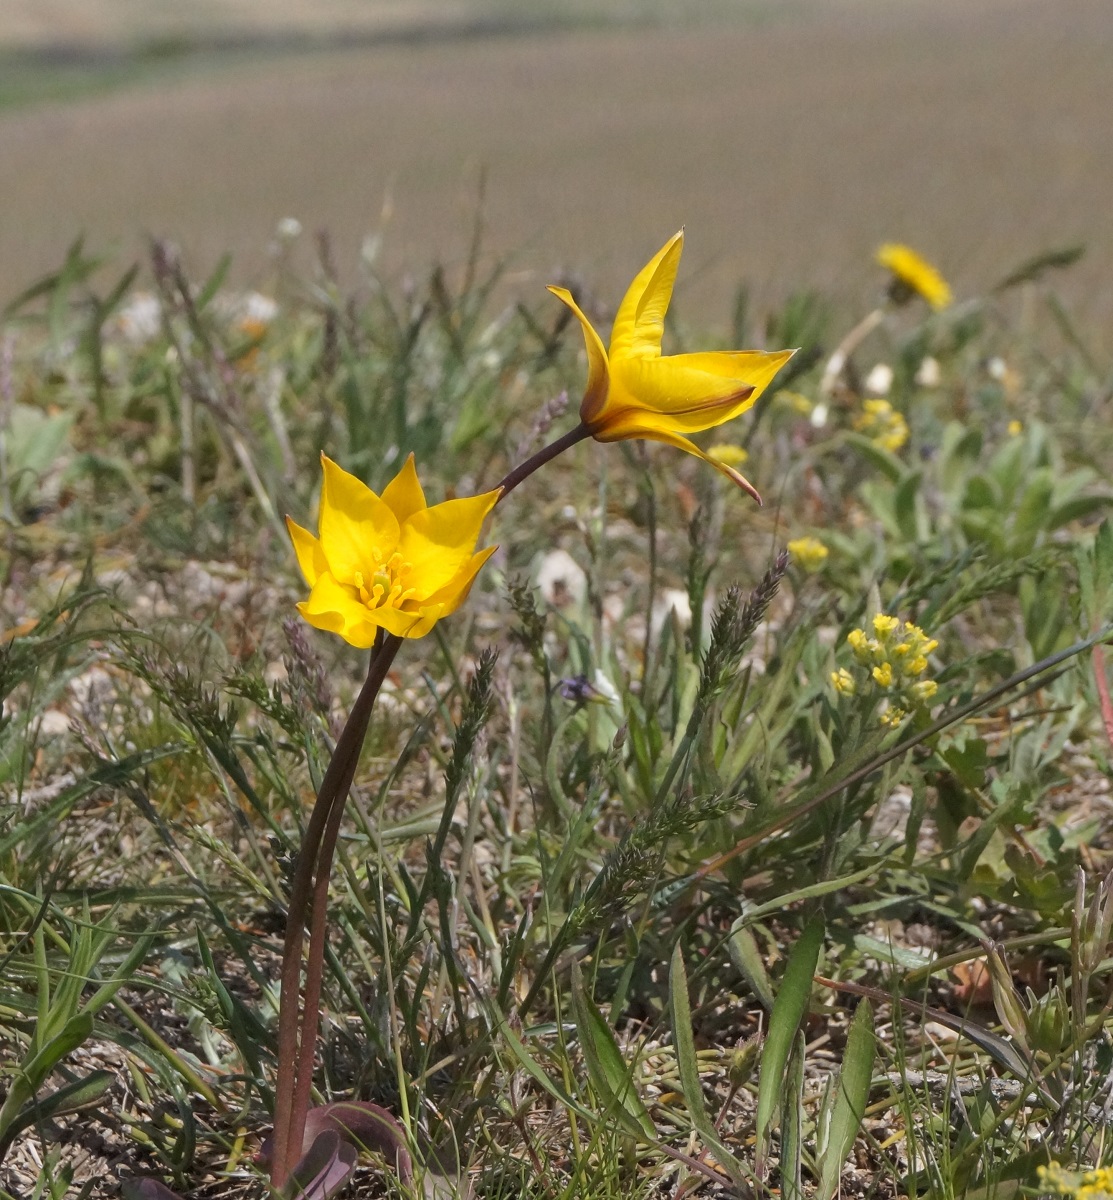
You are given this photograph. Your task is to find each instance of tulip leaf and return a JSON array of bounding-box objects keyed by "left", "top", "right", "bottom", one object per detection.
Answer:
[
  {"left": 284, "top": 1129, "right": 359, "bottom": 1200},
  {"left": 570, "top": 961, "right": 655, "bottom": 1140},
  {"left": 121, "top": 1181, "right": 187, "bottom": 1200},
  {"left": 302, "top": 1100, "right": 413, "bottom": 1184},
  {"left": 668, "top": 942, "right": 749, "bottom": 1190},
  {"left": 816, "top": 999, "right": 875, "bottom": 1200},
  {"left": 755, "top": 915, "right": 824, "bottom": 1179}
]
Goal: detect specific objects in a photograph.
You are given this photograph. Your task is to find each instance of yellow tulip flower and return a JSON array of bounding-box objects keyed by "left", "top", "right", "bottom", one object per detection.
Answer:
[
  {"left": 875, "top": 243, "right": 953, "bottom": 311},
  {"left": 548, "top": 231, "right": 794, "bottom": 503},
  {"left": 287, "top": 454, "right": 499, "bottom": 646}
]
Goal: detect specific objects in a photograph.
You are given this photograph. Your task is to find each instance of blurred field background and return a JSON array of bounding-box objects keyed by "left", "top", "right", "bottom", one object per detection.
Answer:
[{"left": 2, "top": 0, "right": 1112, "bottom": 329}]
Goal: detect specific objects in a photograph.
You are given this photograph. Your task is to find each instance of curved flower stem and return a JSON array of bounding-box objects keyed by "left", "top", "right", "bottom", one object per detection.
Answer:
[
  {"left": 495, "top": 421, "right": 592, "bottom": 500},
  {"left": 271, "top": 632, "right": 403, "bottom": 1187},
  {"left": 818, "top": 305, "right": 886, "bottom": 399}
]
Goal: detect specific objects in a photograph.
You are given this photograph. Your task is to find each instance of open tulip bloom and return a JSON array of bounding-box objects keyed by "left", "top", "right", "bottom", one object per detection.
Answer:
[
  {"left": 287, "top": 453, "right": 500, "bottom": 646},
  {"left": 272, "top": 233, "right": 791, "bottom": 1189},
  {"left": 547, "top": 231, "right": 795, "bottom": 503}
]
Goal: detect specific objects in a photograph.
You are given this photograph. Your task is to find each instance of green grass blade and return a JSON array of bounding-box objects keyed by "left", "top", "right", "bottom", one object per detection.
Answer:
[
  {"left": 781, "top": 1031, "right": 806, "bottom": 1200},
  {"left": 0, "top": 1069, "right": 114, "bottom": 1159}
]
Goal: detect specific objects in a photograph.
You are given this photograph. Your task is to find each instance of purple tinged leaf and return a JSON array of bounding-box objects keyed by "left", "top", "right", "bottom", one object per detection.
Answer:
[
  {"left": 258, "top": 1100, "right": 413, "bottom": 1186},
  {"left": 284, "top": 1130, "right": 358, "bottom": 1200},
  {"left": 304, "top": 1101, "right": 413, "bottom": 1184},
  {"left": 121, "top": 1181, "right": 188, "bottom": 1200}
]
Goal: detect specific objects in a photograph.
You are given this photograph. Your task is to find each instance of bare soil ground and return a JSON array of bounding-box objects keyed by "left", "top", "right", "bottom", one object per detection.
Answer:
[{"left": 1, "top": 0, "right": 1112, "bottom": 329}]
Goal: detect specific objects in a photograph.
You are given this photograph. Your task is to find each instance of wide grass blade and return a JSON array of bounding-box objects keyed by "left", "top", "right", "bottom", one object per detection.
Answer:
[
  {"left": 669, "top": 941, "right": 749, "bottom": 1191},
  {"left": 570, "top": 961, "right": 655, "bottom": 1140},
  {"left": 816, "top": 999, "right": 875, "bottom": 1200},
  {"left": 755, "top": 915, "right": 824, "bottom": 1179}
]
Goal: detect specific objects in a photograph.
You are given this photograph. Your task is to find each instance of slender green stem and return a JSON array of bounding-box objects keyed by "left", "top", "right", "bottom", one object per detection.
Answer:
[
  {"left": 271, "top": 633, "right": 403, "bottom": 1187},
  {"left": 495, "top": 421, "right": 592, "bottom": 499}
]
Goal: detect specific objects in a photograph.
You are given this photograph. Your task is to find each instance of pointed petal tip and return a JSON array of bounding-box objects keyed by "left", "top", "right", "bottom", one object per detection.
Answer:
[{"left": 733, "top": 472, "right": 763, "bottom": 505}]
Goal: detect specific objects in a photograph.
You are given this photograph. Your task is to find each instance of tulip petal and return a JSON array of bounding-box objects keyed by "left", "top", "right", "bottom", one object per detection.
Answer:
[
  {"left": 608, "top": 360, "right": 755, "bottom": 431},
  {"left": 399, "top": 603, "right": 448, "bottom": 640},
  {"left": 365, "top": 604, "right": 428, "bottom": 639},
  {"left": 422, "top": 543, "right": 499, "bottom": 614},
  {"left": 380, "top": 453, "right": 427, "bottom": 525},
  {"left": 398, "top": 490, "right": 499, "bottom": 599},
  {"left": 286, "top": 516, "right": 329, "bottom": 588},
  {"left": 319, "top": 455, "right": 400, "bottom": 586},
  {"left": 665, "top": 348, "right": 797, "bottom": 395},
  {"left": 609, "top": 231, "right": 684, "bottom": 360},
  {"left": 301, "top": 574, "right": 380, "bottom": 648},
  {"left": 606, "top": 348, "right": 795, "bottom": 433},
  {"left": 599, "top": 419, "right": 763, "bottom": 504},
  {"left": 547, "top": 286, "right": 610, "bottom": 423}
]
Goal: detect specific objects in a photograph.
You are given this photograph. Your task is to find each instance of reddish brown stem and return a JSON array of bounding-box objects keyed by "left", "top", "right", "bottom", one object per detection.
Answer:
[
  {"left": 495, "top": 421, "right": 592, "bottom": 500},
  {"left": 288, "top": 752, "right": 365, "bottom": 1160},
  {"left": 1092, "top": 643, "right": 1113, "bottom": 750},
  {"left": 271, "top": 634, "right": 403, "bottom": 1187}
]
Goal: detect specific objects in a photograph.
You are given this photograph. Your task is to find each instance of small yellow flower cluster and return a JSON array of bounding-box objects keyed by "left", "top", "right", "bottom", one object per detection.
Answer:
[
  {"left": 1038, "top": 1164, "right": 1113, "bottom": 1200},
  {"left": 787, "top": 536, "right": 829, "bottom": 573},
  {"left": 831, "top": 613, "right": 939, "bottom": 726},
  {"left": 854, "top": 399, "right": 910, "bottom": 452}
]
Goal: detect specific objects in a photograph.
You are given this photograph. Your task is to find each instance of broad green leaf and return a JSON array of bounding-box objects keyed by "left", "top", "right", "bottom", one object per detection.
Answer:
[
  {"left": 842, "top": 432, "right": 904, "bottom": 483},
  {"left": 669, "top": 942, "right": 748, "bottom": 1190},
  {"left": 816, "top": 1000, "right": 875, "bottom": 1200},
  {"left": 0, "top": 1012, "right": 94, "bottom": 1133},
  {"left": 727, "top": 921, "right": 775, "bottom": 1010},
  {"left": 570, "top": 962, "right": 655, "bottom": 1140},
  {"left": 755, "top": 915, "right": 824, "bottom": 1178}
]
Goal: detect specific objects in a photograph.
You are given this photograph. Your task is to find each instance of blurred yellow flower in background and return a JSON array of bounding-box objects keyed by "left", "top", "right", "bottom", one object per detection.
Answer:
[
  {"left": 854, "top": 398, "right": 910, "bottom": 452},
  {"left": 706, "top": 443, "right": 749, "bottom": 467},
  {"left": 288, "top": 455, "right": 499, "bottom": 646},
  {"left": 549, "top": 231, "right": 795, "bottom": 502},
  {"left": 1039, "top": 1164, "right": 1113, "bottom": 1200},
  {"left": 787, "top": 536, "right": 829, "bottom": 572},
  {"left": 876, "top": 242, "right": 953, "bottom": 310}
]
